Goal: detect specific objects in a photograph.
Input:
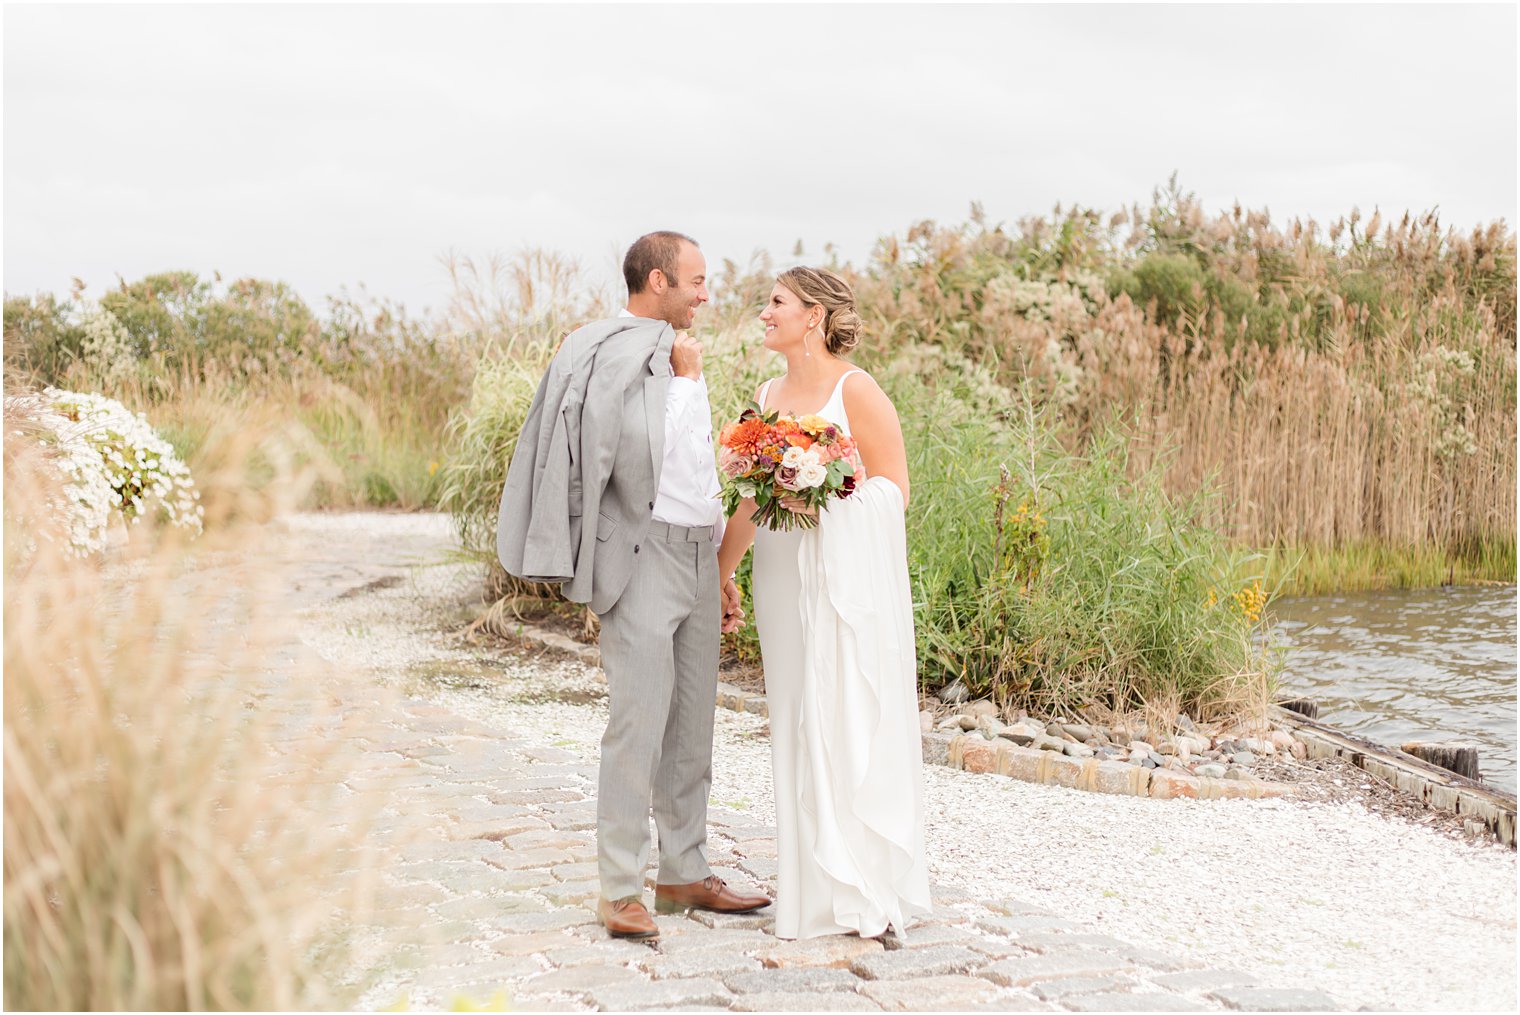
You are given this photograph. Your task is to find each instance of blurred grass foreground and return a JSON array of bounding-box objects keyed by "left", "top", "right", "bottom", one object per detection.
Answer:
[
  {"left": 5, "top": 181, "right": 1515, "bottom": 719},
  {"left": 2, "top": 408, "right": 385, "bottom": 1010}
]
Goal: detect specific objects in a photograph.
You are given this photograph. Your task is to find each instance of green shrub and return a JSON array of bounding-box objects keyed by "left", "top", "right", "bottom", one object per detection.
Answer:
[
  {"left": 1127, "top": 252, "right": 1209, "bottom": 328},
  {"left": 898, "top": 377, "right": 1275, "bottom": 716},
  {"left": 436, "top": 354, "right": 546, "bottom": 560},
  {"left": 4, "top": 292, "right": 85, "bottom": 384},
  {"left": 98, "top": 271, "right": 211, "bottom": 360}
]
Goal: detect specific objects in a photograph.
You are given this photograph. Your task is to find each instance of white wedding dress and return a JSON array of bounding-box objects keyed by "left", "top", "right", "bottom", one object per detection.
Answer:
[{"left": 751, "top": 370, "right": 933, "bottom": 940}]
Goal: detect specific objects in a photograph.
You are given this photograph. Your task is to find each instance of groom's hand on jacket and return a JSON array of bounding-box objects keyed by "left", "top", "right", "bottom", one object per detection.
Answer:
[{"left": 671, "top": 331, "right": 704, "bottom": 379}]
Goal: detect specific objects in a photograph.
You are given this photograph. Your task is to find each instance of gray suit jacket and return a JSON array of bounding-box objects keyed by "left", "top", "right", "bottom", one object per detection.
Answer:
[{"left": 496, "top": 316, "right": 675, "bottom": 615}]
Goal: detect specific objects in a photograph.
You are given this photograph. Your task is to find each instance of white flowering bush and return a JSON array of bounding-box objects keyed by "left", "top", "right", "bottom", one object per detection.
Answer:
[
  {"left": 4, "top": 389, "right": 203, "bottom": 555},
  {"left": 78, "top": 304, "right": 140, "bottom": 384},
  {"left": 976, "top": 272, "right": 1092, "bottom": 409},
  {"left": 879, "top": 343, "right": 1009, "bottom": 418},
  {"left": 982, "top": 272, "right": 1093, "bottom": 325},
  {"left": 1403, "top": 347, "right": 1480, "bottom": 462},
  {"left": 1040, "top": 335, "right": 1084, "bottom": 409}
]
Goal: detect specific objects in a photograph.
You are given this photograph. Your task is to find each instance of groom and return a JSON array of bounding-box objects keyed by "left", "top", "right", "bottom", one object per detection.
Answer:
[{"left": 497, "top": 231, "right": 767, "bottom": 939}]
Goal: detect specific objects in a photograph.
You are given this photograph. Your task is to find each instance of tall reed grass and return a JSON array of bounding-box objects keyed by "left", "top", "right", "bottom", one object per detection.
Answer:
[
  {"left": 4, "top": 180, "right": 1511, "bottom": 597},
  {"left": 839, "top": 185, "right": 1515, "bottom": 587},
  {"left": 3, "top": 414, "right": 380, "bottom": 1010}
]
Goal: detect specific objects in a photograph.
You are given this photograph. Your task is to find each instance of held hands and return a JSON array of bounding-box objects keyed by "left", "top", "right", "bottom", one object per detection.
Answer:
[
  {"left": 671, "top": 331, "right": 704, "bottom": 379},
  {"left": 720, "top": 577, "right": 746, "bottom": 633}
]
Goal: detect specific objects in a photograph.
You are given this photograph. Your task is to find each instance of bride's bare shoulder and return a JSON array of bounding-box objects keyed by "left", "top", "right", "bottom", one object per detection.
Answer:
[
  {"left": 841, "top": 368, "right": 889, "bottom": 402},
  {"left": 842, "top": 370, "right": 904, "bottom": 427}
]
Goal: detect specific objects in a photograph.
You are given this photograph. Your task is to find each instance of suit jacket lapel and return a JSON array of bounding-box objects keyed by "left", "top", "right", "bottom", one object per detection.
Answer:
[{"left": 645, "top": 326, "right": 674, "bottom": 484}]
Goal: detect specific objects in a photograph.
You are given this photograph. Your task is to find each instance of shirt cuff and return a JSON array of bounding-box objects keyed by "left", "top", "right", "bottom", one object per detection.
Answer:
[{"left": 665, "top": 375, "right": 699, "bottom": 419}]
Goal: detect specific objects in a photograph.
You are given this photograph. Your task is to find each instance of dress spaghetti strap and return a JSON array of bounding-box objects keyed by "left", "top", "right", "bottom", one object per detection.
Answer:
[
  {"left": 830, "top": 369, "right": 866, "bottom": 402},
  {"left": 819, "top": 369, "right": 866, "bottom": 416}
]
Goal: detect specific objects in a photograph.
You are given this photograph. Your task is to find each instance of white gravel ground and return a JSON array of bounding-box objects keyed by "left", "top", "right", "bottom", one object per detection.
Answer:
[{"left": 289, "top": 512, "right": 1519, "bottom": 1013}]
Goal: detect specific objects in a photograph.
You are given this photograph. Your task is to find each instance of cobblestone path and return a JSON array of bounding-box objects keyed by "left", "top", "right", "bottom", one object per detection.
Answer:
[
  {"left": 266, "top": 514, "right": 1345, "bottom": 1012},
  {"left": 328, "top": 702, "right": 1336, "bottom": 1013}
]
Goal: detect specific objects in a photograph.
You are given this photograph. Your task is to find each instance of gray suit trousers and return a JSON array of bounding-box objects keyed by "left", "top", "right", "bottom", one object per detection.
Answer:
[{"left": 596, "top": 520, "right": 721, "bottom": 899}]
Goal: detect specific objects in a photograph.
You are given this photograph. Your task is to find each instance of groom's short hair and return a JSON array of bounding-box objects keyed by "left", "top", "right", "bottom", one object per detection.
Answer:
[{"left": 624, "top": 231, "right": 698, "bottom": 295}]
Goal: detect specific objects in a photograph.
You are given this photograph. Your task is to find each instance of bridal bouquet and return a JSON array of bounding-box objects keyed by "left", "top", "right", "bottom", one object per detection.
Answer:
[{"left": 718, "top": 404, "right": 861, "bottom": 531}]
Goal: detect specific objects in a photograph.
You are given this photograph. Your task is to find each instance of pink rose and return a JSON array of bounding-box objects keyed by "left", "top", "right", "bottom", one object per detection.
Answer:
[
  {"left": 720, "top": 448, "right": 755, "bottom": 478},
  {"left": 776, "top": 465, "right": 802, "bottom": 491}
]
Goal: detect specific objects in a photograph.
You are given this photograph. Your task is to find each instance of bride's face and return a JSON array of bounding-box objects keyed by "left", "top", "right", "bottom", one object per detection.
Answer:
[{"left": 759, "top": 283, "right": 821, "bottom": 354}]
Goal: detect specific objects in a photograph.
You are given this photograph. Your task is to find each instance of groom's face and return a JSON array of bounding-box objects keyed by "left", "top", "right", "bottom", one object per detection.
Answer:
[{"left": 657, "top": 243, "right": 710, "bottom": 330}]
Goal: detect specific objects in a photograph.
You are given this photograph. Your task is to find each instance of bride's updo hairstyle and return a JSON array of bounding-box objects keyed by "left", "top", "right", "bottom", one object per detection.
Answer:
[{"left": 777, "top": 267, "right": 862, "bottom": 356}]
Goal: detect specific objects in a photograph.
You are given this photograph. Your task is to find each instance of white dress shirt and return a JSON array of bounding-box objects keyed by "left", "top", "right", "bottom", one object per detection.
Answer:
[{"left": 618, "top": 309, "right": 726, "bottom": 546}]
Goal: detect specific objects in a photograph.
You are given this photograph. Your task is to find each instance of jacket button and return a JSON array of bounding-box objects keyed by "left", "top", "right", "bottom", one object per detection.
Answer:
[
  {"left": 648, "top": 501, "right": 654, "bottom": 509},
  {"left": 634, "top": 545, "right": 640, "bottom": 554}
]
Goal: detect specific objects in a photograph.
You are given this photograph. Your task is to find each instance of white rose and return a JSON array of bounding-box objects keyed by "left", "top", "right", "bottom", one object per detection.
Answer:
[
  {"left": 797, "top": 463, "right": 828, "bottom": 489},
  {"left": 781, "top": 446, "right": 807, "bottom": 468},
  {"left": 799, "top": 449, "right": 822, "bottom": 468}
]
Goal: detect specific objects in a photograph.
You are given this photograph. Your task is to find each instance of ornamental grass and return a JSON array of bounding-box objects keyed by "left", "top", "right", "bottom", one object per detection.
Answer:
[{"left": 3, "top": 417, "right": 380, "bottom": 1011}]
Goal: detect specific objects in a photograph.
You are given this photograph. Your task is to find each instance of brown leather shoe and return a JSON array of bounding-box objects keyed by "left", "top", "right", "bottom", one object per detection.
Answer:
[
  {"left": 597, "top": 896, "right": 658, "bottom": 939},
  {"left": 654, "top": 876, "right": 771, "bottom": 915}
]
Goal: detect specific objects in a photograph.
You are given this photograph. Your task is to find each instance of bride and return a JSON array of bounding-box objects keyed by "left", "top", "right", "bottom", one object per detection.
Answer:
[{"left": 716, "top": 266, "right": 932, "bottom": 940}]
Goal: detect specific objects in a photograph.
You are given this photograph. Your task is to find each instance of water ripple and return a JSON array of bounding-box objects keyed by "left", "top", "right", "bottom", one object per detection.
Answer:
[{"left": 1267, "top": 585, "right": 1517, "bottom": 793}]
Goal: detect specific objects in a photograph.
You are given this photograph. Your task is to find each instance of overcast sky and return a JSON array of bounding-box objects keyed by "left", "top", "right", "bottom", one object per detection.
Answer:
[{"left": 4, "top": 2, "right": 1516, "bottom": 316}]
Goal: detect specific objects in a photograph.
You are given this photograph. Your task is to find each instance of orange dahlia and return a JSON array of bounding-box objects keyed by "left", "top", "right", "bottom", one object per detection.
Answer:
[{"left": 721, "top": 417, "right": 772, "bottom": 456}]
